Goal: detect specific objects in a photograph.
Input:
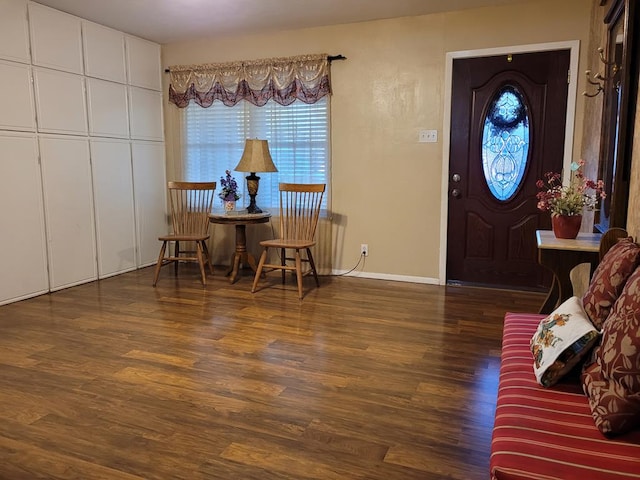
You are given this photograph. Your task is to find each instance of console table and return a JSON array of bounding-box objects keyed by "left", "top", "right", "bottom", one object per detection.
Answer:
[
  {"left": 536, "top": 230, "right": 601, "bottom": 314},
  {"left": 209, "top": 211, "right": 271, "bottom": 284}
]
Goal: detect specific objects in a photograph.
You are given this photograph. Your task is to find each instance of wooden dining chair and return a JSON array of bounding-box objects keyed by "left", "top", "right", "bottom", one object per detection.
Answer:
[
  {"left": 152, "top": 181, "right": 216, "bottom": 286},
  {"left": 599, "top": 227, "right": 630, "bottom": 260},
  {"left": 251, "top": 183, "right": 326, "bottom": 299}
]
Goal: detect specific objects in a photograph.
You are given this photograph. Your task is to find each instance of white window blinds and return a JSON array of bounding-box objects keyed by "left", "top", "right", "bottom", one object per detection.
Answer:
[{"left": 182, "top": 97, "right": 329, "bottom": 210}]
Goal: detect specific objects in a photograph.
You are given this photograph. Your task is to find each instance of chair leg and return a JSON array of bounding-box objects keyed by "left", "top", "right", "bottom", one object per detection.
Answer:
[
  {"left": 174, "top": 241, "right": 180, "bottom": 275},
  {"left": 196, "top": 242, "right": 206, "bottom": 285},
  {"left": 307, "top": 248, "right": 320, "bottom": 287},
  {"left": 252, "top": 248, "right": 268, "bottom": 293},
  {"left": 201, "top": 240, "right": 214, "bottom": 274},
  {"left": 281, "top": 248, "right": 286, "bottom": 284},
  {"left": 153, "top": 241, "right": 167, "bottom": 286},
  {"left": 294, "top": 249, "right": 303, "bottom": 300}
]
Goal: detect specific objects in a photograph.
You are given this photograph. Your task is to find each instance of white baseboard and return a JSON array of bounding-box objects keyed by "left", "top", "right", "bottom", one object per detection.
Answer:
[{"left": 332, "top": 269, "right": 441, "bottom": 285}]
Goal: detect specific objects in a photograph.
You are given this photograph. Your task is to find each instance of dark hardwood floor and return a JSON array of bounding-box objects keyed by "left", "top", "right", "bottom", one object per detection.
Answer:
[{"left": 0, "top": 266, "right": 544, "bottom": 479}]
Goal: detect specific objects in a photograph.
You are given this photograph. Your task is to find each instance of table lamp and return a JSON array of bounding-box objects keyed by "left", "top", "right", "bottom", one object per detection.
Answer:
[{"left": 234, "top": 139, "right": 278, "bottom": 213}]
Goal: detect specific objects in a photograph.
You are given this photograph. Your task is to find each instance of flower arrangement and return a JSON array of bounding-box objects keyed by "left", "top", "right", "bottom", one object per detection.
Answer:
[
  {"left": 218, "top": 170, "right": 241, "bottom": 202},
  {"left": 536, "top": 160, "right": 605, "bottom": 217}
]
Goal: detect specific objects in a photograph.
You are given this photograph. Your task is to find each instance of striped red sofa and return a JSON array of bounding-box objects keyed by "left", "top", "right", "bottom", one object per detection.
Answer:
[{"left": 489, "top": 312, "right": 640, "bottom": 480}]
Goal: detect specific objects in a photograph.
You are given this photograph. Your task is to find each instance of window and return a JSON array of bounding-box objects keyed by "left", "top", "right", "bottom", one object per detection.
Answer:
[
  {"left": 481, "top": 85, "right": 530, "bottom": 201},
  {"left": 182, "top": 97, "right": 330, "bottom": 210}
]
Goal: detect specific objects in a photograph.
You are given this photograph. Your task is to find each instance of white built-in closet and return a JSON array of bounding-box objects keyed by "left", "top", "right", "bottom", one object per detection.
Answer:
[{"left": 0, "top": 0, "right": 167, "bottom": 305}]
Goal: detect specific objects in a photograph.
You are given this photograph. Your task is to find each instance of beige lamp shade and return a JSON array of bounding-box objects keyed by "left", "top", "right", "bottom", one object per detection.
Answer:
[{"left": 234, "top": 139, "right": 278, "bottom": 173}]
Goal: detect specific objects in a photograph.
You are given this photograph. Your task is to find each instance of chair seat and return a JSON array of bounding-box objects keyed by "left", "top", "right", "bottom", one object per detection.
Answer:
[
  {"left": 158, "top": 233, "right": 210, "bottom": 242},
  {"left": 259, "top": 238, "right": 316, "bottom": 249}
]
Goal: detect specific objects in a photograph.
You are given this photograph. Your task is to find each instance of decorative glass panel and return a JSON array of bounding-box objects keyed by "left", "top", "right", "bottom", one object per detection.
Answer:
[{"left": 482, "top": 85, "right": 529, "bottom": 201}]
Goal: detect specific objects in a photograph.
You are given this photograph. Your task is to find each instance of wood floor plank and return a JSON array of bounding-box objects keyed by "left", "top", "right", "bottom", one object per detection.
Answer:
[{"left": 0, "top": 265, "right": 545, "bottom": 479}]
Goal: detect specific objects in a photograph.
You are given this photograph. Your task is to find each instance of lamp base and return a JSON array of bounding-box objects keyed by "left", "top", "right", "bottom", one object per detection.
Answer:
[
  {"left": 246, "top": 195, "right": 262, "bottom": 214},
  {"left": 245, "top": 173, "right": 262, "bottom": 214}
]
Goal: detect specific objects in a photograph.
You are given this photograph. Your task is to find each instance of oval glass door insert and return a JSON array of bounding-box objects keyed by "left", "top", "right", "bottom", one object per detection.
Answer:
[{"left": 481, "top": 85, "right": 530, "bottom": 201}]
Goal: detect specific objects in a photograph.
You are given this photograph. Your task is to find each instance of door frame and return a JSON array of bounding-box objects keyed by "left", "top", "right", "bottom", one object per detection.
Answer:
[{"left": 438, "top": 40, "right": 581, "bottom": 285}]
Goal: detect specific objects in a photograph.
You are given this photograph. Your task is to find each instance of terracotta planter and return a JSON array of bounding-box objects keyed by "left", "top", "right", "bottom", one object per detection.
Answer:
[{"left": 552, "top": 214, "right": 582, "bottom": 239}]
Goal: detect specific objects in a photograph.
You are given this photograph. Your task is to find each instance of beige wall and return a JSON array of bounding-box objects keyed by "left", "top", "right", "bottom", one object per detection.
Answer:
[
  {"left": 579, "top": 0, "right": 607, "bottom": 231},
  {"left": 162, "top": 0, "right": 593, "bottom": 282}
]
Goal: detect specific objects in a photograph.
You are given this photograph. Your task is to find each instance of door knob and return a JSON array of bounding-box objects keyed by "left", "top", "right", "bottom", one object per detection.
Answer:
[
  {"left": 452, "top": 173, "right": 461, "bottom": 182},
  {"left": 451, "top": 188, "right": 461, "bottom": 198}
]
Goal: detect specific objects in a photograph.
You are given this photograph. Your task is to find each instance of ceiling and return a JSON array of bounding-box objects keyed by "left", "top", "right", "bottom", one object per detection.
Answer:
[{"left": 32, "top": 0, "right": 531, "bottom": 45}]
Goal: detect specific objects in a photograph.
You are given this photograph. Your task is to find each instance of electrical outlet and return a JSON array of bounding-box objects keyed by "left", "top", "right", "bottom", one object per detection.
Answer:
[
  {"left": 418, "top": 129, "right": 438, "bottom": 143},
  {"left": 361, "top": 244, "right": 369, "bottom": 256}
]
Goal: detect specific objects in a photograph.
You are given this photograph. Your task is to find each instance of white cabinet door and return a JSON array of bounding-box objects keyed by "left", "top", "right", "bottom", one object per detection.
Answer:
[
  {"left": 82, "top": 21, "right": 126, "bottom": 84},
  {"left": 0, "top": 132, "right": 49, "bottom": 305},
  {"left": 132, "top": 141, "right": 167, "bottom": 267},
  {"left": 129, "top": 87, "right": 164, "bottom": 141},
  {"left": 91, "top": 139, "right": 137, "bottom": 278},
  {"left": 28, "top": 2, "right": 83, "bottom": 74},
  {"left": 126, "top": 35, "right": 161, "bottom": 91},
  {"left": 87, "top": 78, "right": 129, "bottom": 138},
  {"left": 40, "top": 135, "right": 97, "bottom": 290},
  {"left": 33, "top": 68, "right": 88, "bottom": 135},
  {"left": 0, "top": 0, "right": 30, "bottom": 64},
  {"left": 0, "top": 60, "right": 35, "bottom": 131}
]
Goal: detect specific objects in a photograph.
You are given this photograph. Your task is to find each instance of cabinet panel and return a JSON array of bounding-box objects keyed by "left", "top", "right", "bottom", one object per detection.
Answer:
[
  {"left": 33, "top": 68, "right": 88, "bottom": 135},
  {"left": 129, "top": 87, "right": 164, "bottom": 141},
  {"left": 132, "top": 141, "right": 167, "bottom": 267},
  {"left": 91, "top": 139, "right": 136, "bottom": 277},
  {"left": 0, "top": 60, "right": 36, "bottom": 131},
  {"left": 126, "top": 36, "right": 161, "bottom": 91},
  {"left": 28, "top": 2, "right": 83, "bottom": 74},
  {"left": 82, "top": 21, "right": 126, "bottom": 83},
  {"left": 87, "top": 78, "right": 129, "bottom": 138},
  {"left": 0, "top": 132, "right": 49, "bottom": 305},
  {"left": 39, "top": 135, "right": 97, "bottom": 290},
  {"left": 0, "top": 0, "right": 30, "bottom": 63}
]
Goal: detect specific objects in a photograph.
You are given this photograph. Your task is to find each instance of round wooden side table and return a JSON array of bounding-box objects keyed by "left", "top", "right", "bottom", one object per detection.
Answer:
[{"left": 208, "top": 211, "right": 271, "bottom": 283}]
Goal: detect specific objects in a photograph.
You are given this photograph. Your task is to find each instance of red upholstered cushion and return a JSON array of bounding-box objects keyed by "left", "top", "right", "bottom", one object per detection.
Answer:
[
  {"left": 583, "top": 238, "right": 640, "bottom": 330},
  {"left": 491, "top": 312, "right": 640, "bottom": 480},
  {"left": 582, "top": 266, "right": 640, "bottom": 436}
]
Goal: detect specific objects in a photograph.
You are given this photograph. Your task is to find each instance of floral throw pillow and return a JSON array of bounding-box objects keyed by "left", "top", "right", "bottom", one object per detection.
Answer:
[
  {"left": 581, "top": 266, "right": 640, "bottom": 436},
  {"left": 583, "top": 238, "right": 640, "bottom": 330},
  {"left": 530, "top": 296, "right": 599, "bottom": 388}
]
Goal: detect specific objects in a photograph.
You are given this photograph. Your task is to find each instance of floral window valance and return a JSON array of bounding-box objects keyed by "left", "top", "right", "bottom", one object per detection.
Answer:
[{"left": 168, "top": 53, "right": 331, "bottom": 108}]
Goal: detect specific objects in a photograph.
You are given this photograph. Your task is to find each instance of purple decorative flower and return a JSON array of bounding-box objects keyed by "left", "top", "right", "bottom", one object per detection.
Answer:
[{"left": 219, "top": 170, "right": 240, "bottom": 201}]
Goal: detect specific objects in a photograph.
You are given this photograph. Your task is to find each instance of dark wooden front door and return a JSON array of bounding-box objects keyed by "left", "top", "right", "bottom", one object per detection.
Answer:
[{"left": 447, "top": 50, "right": 570, "bottom": 289}]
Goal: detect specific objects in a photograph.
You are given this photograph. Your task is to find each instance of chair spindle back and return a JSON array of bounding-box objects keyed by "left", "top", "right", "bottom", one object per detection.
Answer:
[
  {"left": 599, "top": 227, "right": 631, "bottom": 260},
  {"left": 278, "top": 183, "right": 325, "bottom": 242},
  {"left": 168, "top": 181, "right": 216, "bottom": 236}
]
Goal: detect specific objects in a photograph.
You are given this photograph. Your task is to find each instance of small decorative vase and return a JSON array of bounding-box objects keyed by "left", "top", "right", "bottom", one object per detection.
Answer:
[
  {"left": 223, "top": 200, "right": 236, "bottom": 213},
  {"left": 552, "top": 214, "right": 582, "bottom": 239}
]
